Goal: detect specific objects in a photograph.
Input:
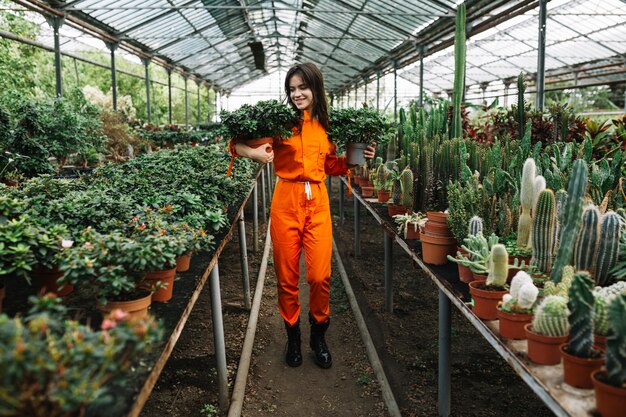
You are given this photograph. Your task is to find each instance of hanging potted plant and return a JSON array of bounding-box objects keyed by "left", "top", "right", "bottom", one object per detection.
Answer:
[
  {"left": 524, "top": 295, "right": 570, "bottom": 365},
  {"left": 468, "top": 243, "right": 510, "bottom": 320},
  {"left": 328, "top": 107, "right": 391, "bottom": 166},
  {"left": 592, "top": 293, "right": 626, "bottom": 417},
  {"left": 559, "top": 271, "right": 605, "bottom": 389},
  {"left": 497, "top": 271, "right": 538, "bottom": 340}
]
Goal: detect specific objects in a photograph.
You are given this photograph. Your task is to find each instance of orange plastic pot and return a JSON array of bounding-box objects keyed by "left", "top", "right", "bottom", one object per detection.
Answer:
[
  {"left": 424, "top": 221, "right": 454, "bottom": 237},
  {"left": 458, "top": 263, "right": 473, "bottom": 283},
  {"left": 33, "top": 265, "right": 74, "bottom": 297},
  {"left": 176, "top": 254, "right": 191, "bottom": 272},
  {"left": 525, "top": 324, "right": 567, "bottom": 365},
  {"left": 420, "top": 233, "right": 456, "bottom": 265},
  {"left": 405, "top": 223, "right": 421, "bottom": 240},
  {"left": 471, "top": 271, "right": 488, "bottom": 283},
  {"left": 592, "top": 370, "right": 626, "bottom": 417},
  {"left": 377, "top": 190, "right": 390, "bottom": 203},
  {"left": 560, "top": 344, "right": 605, "bottom": 389},
  {"left": 144, "top": 266, "right": 177, "bottom": 302},
  {"left": 497, "top": 309, "right": 533, "bottom": 340},
  {"left": 469, "top": 281, "right": 508, "bottom": 320},
  {"left": 98, "top": 291, "right": 152, "bottom": 319},
  {"left": 361, "top": 185, "right": 374, "bottom": 198},
  {"left": 426, "top": 211, "right": 448, "bottom": 224}
]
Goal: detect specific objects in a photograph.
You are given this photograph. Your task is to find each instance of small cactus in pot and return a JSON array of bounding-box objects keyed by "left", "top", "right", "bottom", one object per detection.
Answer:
[{"left": 525, "top": 295, "right": 570, "bottom": 365}]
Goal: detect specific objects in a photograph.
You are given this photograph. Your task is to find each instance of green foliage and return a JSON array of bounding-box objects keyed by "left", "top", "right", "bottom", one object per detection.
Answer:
[
  {"left": 328, "top": 107, "right": 392, "bottom": 146},
  {"left": 220, "top": 99, "right": 296, "bottom": 142},
  {"left": 532, "top": 295, "right": 570, "bottom": 337},
  {"left": 605, "top": 294, "right": 626, "bottom": 387},
  {"left": 447, "top": 173, "right": 484, "bottom": 242},
  {"left": 567, "top": 272, "right": 595, "bottom": 358},
  {"left": 0, "top": 215, "right": 37, "bottom": 282},
  {"left": 0, "top": 294, "right": 162, "bottom": 417}
]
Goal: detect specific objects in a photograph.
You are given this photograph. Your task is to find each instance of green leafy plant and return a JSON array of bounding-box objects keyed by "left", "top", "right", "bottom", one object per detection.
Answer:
[
  {"left": 0, "top": 294, "right": 162, "bottom": 417},
  {"left": 219, "top": 99, "right": 296, "bottom": 142},
  {"left": 327, "top": 107, "right": 392, "bottom": 146},
  {"left": 0, "top": 215, "right": 37, "bottom": 282}
]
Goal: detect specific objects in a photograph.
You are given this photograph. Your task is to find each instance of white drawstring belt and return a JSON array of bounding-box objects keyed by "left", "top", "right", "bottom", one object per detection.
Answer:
[{"left": 279, "top": 177, "right": 314, "bottom": 200}]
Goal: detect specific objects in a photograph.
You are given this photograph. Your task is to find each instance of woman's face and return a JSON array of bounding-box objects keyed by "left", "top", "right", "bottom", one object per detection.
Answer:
[{"left": 289, "top": 74, "right": 313, "bottom": 113}]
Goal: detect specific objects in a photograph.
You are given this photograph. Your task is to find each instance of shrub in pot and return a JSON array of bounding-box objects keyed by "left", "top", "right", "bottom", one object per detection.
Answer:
[
  {"left": 497, "top": 271, "right": 538, "bottom": 340},
  {"left": 525, "top": 295, "right": 570, "bottom": 365},
  {"left": 0, "top": 294, "right": 162, "bottom": 417}
]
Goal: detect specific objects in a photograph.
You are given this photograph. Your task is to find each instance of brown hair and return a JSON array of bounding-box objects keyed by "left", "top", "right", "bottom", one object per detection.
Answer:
[{"left": 284, "top": 63, "right": 329, "bottom": 131}]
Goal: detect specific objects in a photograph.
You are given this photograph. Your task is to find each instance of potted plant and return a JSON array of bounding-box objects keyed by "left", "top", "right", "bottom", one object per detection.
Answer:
[
  {"left": 328, "top": 107, "right": 391, "bottom": 166},
  {"left": 29, "top": 223, "right": 75, "bottom": 296},
  {"left": 0, "top": 294, "right": 162, "bottom": 417},
  {"left": 373, "top": 162, "right": 391, "bottom": 202},
  {"left": 393, "top": 212, "right": 426, "bottom": 240},
  {"left": 468, "top": 244, "right": 510, "bottom": 320},
  {"left": 387, "top": 168, "right": 408, "bottom": 217},
  {"left": 592, "top": 282, "right": 626, "bottom": 351},
  {"left": 497, "top": 271, "right": 539, "bottom": 340},
  {"left": 592, "top": 293, "right": 626, "bottom": 417},
  {"left": 560, "top": 271, "right": 605, "bottom": 389},
  {"left": 525, "top": 295, "right": 570, "bottom": 365}
]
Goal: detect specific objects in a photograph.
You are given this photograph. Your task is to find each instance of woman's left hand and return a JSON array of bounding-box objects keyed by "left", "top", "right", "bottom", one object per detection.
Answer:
[{"left": 364, "top": 143, "right": 376, "bottom": 159}]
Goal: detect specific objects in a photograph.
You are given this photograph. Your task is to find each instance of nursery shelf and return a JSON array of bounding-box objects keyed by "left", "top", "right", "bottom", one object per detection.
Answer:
[{"left": 340, "top": 176, "right": 596, "bottom": 417}]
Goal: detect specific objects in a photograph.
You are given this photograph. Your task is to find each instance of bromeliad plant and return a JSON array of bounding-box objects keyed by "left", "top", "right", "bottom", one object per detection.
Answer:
[
  {"left": 219, "top": 99, "right": 297, "bottom": 143},
  {"left": 0, "top": 294, "right": 162, "bottom": 417}
]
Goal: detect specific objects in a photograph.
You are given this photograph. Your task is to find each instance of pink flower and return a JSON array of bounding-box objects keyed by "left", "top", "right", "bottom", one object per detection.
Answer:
[
  {"left": 61, "top": 240, "right": 74, "bottom": 248},
  {"left": 101, "top": 319, "right": 116, "bottom": 330},
  {"left": 110, "top": 309, "right": 127, "bottom": 320}
]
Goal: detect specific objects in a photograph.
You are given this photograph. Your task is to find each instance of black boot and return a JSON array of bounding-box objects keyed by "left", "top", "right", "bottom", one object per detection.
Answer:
[
  {"left": 284, "top": 319, "right": 302, "bottom": 367},
  {"left": 309, "top": 313, "right": 332, "bottom": 369}
]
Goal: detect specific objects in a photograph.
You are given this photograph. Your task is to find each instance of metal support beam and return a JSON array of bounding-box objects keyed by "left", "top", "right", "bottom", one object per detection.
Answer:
[
  {"left": 535, "top": 0, "right": 548, "bottom": 110},
  {"left": 376, "top": 71, "right": 381, "bottom": 112},
  {"left": 354, "top": 195, "right": 360, "bottom": 256},
  {"left": 503, "top": 82, "right": 510, "bottom": 108},
  {"left": 167, "top": 69, "right": 173, "bottom": 124},
  {"left": 45, "top": 15, "right": 64, "bottom": 97},
  {"left": 364, "top": 78, "right": 368, "bottom": 104},
  {"left": 339, "top": 178, "right": 345, "bottom": 224},
  {"left": 209, "top": 262, "right": 229, "bottom": 411},
  {"left": 384, "top": 231, "right": 393, "bottom": 313},
  {"left": 438, "top": 290, "right": 451, "bottom": 417},
  {"left": 184, "top": 76, "right": 189, "bottom": 128},
  {"left": 393, "top": 62, "right": 398, "bottom": 122},
  {"left": 141, "top": 57, "right": 152, "bottom": 123},
  {"left": 196, "top": 80, "right": 201, "bottom": 128},
  {"left": 105, "top": 41, "right": 118, "bottom": 110},
  {"left": 419, "top": 46, "right": 425, "bottom": 108},
  {"left": 253, "top": 180, "right": 259, "bottom": 254},
  {"left": 347, "top": 88, "right": 351, "bottom": 107},
  {"left": 354, "top": 86, "right": 358, "bottom": 107},
  {"left": 238, "top": 211, "right": 251, "bottom": 310}
]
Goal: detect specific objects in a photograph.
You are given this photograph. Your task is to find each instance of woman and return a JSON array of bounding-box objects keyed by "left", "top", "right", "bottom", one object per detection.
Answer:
[{"left": 231, "top": 63, "right": 375, "bottom": 369}]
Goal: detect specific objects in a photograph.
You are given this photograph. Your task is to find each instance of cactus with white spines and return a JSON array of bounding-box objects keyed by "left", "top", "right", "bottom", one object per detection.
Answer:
[
  {"left": 531, "top": 189, "right": 555, "bottom": 273},
  {"left": 567, "top": 272, "right": 595, "bottom": 358},
  {"left": 606, "top": 294, "right": 626, "bottom": 387},
  {"left": 551, "top": 159, "right": 588, "bottom": 283},
  {"left": 501, "top": 271, "right": 539, "bottom": 313},
  {"left": 468, "top": 216, "right": 483, "bottom": 237},
  {"left": 532, "top": 295, "right": 570, "bottom": 337},
  {"left": 487, "top": 244, "right": 508, "bottom": 288},
  {"left": 400, "top": 167, "right": 414, "bottom": 210},
  {"left": 595, "top": 211, "right": 622, "bottom": 286},
  {"left": 573, "top": 205, "right": 601, "bottom": 274},
  {"left": 517, "top": 158, "right": 536, "bottom": 248}
]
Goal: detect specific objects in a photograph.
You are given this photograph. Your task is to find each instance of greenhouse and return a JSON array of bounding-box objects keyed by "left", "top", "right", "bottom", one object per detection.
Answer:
[{"left": 0, "top": 0, "right": 625, "bottom": 416}]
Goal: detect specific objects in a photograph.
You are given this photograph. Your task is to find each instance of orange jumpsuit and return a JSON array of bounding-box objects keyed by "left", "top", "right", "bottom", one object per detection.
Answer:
[{"left": 231, "top": 110, "right": 348, "bottom": 326}]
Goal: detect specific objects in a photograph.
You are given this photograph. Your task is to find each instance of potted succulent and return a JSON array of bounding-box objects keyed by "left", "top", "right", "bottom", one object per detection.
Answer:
[
  {"left": 0, "top": 294, "right": 162, "bottom": 417},
  {"left": 468, "top": 244, "right": 510, "bottom": 320},
  {"left": 373, "top": 162, "right": 391, "bottom": 202},
  {"left": 560, "top": 271, "right": 605, "bottom": 389},
  {"left": 393, "top": 212, "right": 426, "bottom": 240},
  {"left": 450, "top": 216, "right": 483, "bottom": 283},
  {"left": 524, "top": 295, "right": 570, "bottom": 365},
  {"left": 592, "top": 293, "right": 626, "bottom": 417},
  {"left": 592, "top": 282, "right": 626, "bottom": 351},
  {"left": 497, "top": 271, "right": 539, "bottom": 340},
  {"left": 327, "top": 107, "right": 391, "bottom": 166}
]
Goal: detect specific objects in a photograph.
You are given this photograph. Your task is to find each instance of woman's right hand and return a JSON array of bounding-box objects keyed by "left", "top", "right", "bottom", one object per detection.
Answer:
[{"left": 248, "top": 143, "right": 274, "bottom": 164}]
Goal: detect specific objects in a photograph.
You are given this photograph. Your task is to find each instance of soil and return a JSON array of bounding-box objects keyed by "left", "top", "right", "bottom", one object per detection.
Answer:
[{"left": 141, "top": 177, "right": 557, "bottom": 417}]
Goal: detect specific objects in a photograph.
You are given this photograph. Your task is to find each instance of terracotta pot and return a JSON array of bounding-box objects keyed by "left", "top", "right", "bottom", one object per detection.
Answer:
[
  {"left": 0, "top": 284, "right": 4, "bottom": 314},
  {"left": 594, "top": 334, "right": 607, "bottom": 352},
  {"left": 33, "top": 265, "right": 74, "bottom": 297},
  {"left": 246, "top": 137, "right": 273, "bottom": 153},
  {"left": 361, "top": 185, "right": 374, "bottom": 198},
  {"left": 176, "top": 254, "right": 191, "bottom": 272},
  {"left": 426, "top": 211, "right": 448, "bottom": 224},
  {"left": 354, "top": 176, "right": 361, "bottom": 186},
  {"left": 420, "top": 233, "right": 456, "bottom": 265},
  {"left": 377, "top": 190, "right": 390, "bottom": 203},
  {"left": 361, "top": 180, "right": 374, "bottom": 188},
  {"left": 404, "top": 223, "right": 420, "bottom": 240},
  {"left": 471, "top": 271, "right": 488, "bottom": 283},
  {"left": 525, "top": 324, "right": 567, "bottom": 365},
  {"left": 144, "top": 266, "right": 177, "bottom": 302},
  {"left": 387, "top": 204, "right": 407, "bottom": 217},
  {"left": 497, "top": 309, "right": 533, "bottom": 340},
  {"left": 469, "top": 281, "right": 508, "bottom": 320},
  {"left": 592, "top": 370, "right": 626, "bottom": 417},
  {"left": 99, "top": 291, "right": 152, "bottom": 319},
  {"left": 559, "top": 344, "right": 605, "bottom": 389},
  {"left": 458, "top": 263, "right": 473, "bottom": 283},
  {"left": 424, "top": 221, "right": 454, "bottom": 237}
]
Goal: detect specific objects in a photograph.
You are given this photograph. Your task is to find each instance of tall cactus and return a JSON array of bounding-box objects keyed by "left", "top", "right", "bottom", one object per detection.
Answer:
[
  {"left": 451, "top": 2, "right": 466, "bottom": 139},
  {"left": 551, "top": 159, "right": 588, "bottom": 283},
  {"left": 376, "top": 163, "right": 390, "bottom": 191},
  {"left": 469, "top": 216, "right": 483, "bottom": 236},
  {"left": 595, "top": 211, "right": 622, "bottom": 286},
  {"left": 573, "top": 205, "right": 601, "bottom": 274},
  {"left": 532, "top": 295, "right": 570, "bottom": 337},
  {"left": 400, "top": 167, "right": 414, "bottom": 210},
  {"left": 531, "top": 189, "right": 555, "bottom": 273},
  {"left": 517, "top": 72, "right": 526, "bottom": 140},
  {"left": 517, "top": 158, "right": 536, "bottom": 247},
  {"left": 567, "top": 272, "right": 595, "bottom": 358},
  {"left": 487, "top": 244, "right": 508, "bottom": 288},
  {"left": 552, "top": 189, "right": 568, "bottom": 255},
  {"left": 391, "top": 176, "right": 402, "bottom": 205},
  {"left": 606, "top": 294, "right": 626, "bottom": 387}
]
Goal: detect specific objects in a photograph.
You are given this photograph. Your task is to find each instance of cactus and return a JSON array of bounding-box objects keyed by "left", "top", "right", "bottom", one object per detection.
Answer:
[
  {"left": 468, "top": 216, "right": 483, "bottom": 236},
  {"left": 451, "top": 2, "right": 466, "bottom": 139},
  {"left": 386, "top": 136, "right": 397, "bottom": 161},
  {"left": 391, "top": 177, "right": 402, "bottom": 205},
  {"left": 532, "top": 176, "right": 546, "bottom": 214},
  {"left": 573, "top": 205, "right": 601, "bottom": 274},
  {"left": 552, "top": 189, "right": 568, "bottom": 256},
  {"left": 595, "top": 211, "right": 622, "bottom": 286},
  {"left": 486, "top": 244, "right": 508, "bottom": 288},
  {"left": 551, "top": 159, "right": 588, "bottom": 283},
  {"left": 531, "top": 189, "right": 555, "bottom": 273},
  {"left": 532, "top": 295, "right": 570, "bottom": 337},
  {"left": 517, "top": 72, "right": 526, "bottom": 140},
  {"left": 567, "top": 272, "right": 595, "bottom": 358},
  {"left": 606, "top": 294, "right": 626, "bottom": 387},
  {"left": 593, "top": 294, "right": 609, "bottom": 337},
  {"left": 517, "top": 158, "right": 536, "bottom": 247},
  {"left": 376, "top": 163, "right": 390, "bottom": 191},
  {"left": 595, "top": 281, "right": 626, "bottom": 300},
  {"left": 500, "top": 271, "right": 538, "bottom": 313},
  {"left": 400, "top": 167, "right": 414, "bottom": 210}
]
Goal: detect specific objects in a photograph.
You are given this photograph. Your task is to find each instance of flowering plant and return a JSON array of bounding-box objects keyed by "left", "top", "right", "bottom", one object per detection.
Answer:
[{"left": 0, "top": 294, "right": 162, "bottom": 417}]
